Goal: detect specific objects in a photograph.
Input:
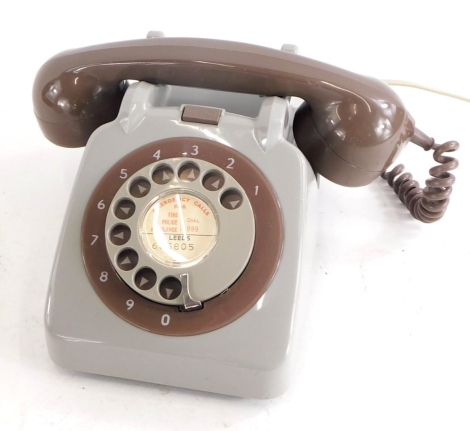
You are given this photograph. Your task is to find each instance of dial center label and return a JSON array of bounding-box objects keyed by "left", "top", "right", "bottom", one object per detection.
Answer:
[{"left": 141, "top": 192, "right": 218, "bottom": 268}]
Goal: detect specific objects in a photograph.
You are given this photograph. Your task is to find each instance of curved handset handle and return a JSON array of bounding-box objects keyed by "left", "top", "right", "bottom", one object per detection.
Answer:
[{"left": 33, "top": 37, "right": 414, "bottom": 186}]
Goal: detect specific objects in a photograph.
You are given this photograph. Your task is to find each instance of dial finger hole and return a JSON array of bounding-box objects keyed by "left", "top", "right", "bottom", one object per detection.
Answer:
[
  {"left": 159, "top": 277, "right": 182, "bottom": 300},
  {"left": 134, "top": 267, "right": 157, "bottom": 291},
  {"left": 129, "top": 178, "right": 151, "bottom": 198},
  {"left": 220, "top": 189, "right": 243, "bottom": 210},
  {"left": 109, "top": 224, "right": 131, "bottom": 245},
  {"left": 117, "top": 248, "right": 139, "bottom": 271},
  {"left": 152, "top": 165, "right": 174, "bottom": 185},
  {"left": 202, "top": 170, "right": 225, "bottom": 191},
  {"left": 178, "top": 162, "right": 200, "bottom": 182},
  {"left": 114, "top": 199, "right": 136, "bottom": 220}
]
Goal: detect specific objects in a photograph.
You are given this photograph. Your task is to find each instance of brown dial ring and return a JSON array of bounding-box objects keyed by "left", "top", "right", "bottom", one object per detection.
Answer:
[{"left": 81, "top": 137, "right": 283, "bottom": 336}]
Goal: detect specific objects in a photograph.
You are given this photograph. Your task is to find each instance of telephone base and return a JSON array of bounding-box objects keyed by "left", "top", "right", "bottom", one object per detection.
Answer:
[{"left": 45, "top": 83, "right": 318, "bottom": 399}]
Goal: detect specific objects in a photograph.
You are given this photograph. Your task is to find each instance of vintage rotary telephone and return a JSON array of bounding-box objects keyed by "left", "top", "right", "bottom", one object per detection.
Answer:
[{"left": 34, "top": 35, "right": 459, "bottom": 398}]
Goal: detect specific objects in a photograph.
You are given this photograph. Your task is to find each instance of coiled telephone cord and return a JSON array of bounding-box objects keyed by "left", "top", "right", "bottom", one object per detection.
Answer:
[{"left": 381, "top": 135, "right": 459, "bottom": 223}]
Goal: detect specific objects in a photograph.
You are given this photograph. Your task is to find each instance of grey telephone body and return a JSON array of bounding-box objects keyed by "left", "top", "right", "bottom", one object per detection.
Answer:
[{"left": 46, "top": 82, "right": 318, "bottom": 399}]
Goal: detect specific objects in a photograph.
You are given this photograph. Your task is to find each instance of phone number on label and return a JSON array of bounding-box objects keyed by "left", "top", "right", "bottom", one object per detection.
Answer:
[{"left": 152, "top": 243, "right": 195, "bottom": 251}]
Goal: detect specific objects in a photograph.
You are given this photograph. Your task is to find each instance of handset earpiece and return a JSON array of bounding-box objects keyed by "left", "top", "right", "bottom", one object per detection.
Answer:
[
  {"left": 292, "top": 79, "right": 416, "bottom": 187},
  {"left": 34, "top": 67, "right": 128, "bottom": 148}
]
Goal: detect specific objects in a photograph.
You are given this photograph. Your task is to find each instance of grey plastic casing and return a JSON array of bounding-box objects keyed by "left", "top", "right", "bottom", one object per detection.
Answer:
[{"left": 45, "top": 82, "right": 318, "bottom": 399}]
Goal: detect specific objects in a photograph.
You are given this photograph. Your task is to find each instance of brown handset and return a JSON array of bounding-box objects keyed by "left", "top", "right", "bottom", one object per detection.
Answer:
[{"left": 33, "top": 37, "right": 458, "bottom": 222}]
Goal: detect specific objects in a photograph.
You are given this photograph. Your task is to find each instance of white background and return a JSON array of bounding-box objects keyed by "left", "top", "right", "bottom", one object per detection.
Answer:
[{"left": 1, "top": 1, "right": 469, "bottom": 430}]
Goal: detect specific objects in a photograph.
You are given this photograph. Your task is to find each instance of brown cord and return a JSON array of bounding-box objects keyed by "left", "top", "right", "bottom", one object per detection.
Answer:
[{"left": 381, "top": 140, "right": 459, "bottom": 223}]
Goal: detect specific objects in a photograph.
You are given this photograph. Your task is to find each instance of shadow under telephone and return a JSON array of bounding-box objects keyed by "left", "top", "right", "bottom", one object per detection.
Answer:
[{"left": 33, "top": 35, "right": 459, "bottom": 398}]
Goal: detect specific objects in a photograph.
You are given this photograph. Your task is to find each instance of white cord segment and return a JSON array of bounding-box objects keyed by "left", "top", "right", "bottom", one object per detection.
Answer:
[{"left": 383, "top": 80, "right": 470, "bottom": 104}]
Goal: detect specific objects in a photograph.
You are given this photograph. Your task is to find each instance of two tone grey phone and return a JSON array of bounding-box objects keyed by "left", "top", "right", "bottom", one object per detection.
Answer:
[{"left": 34, "top": 35, "right": 458, "bottom": 398}]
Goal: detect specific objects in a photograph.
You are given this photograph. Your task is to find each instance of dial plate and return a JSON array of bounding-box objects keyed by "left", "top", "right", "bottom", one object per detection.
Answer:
[{"left": 81, "top": 137, "right": 283, "bottom": 336}]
